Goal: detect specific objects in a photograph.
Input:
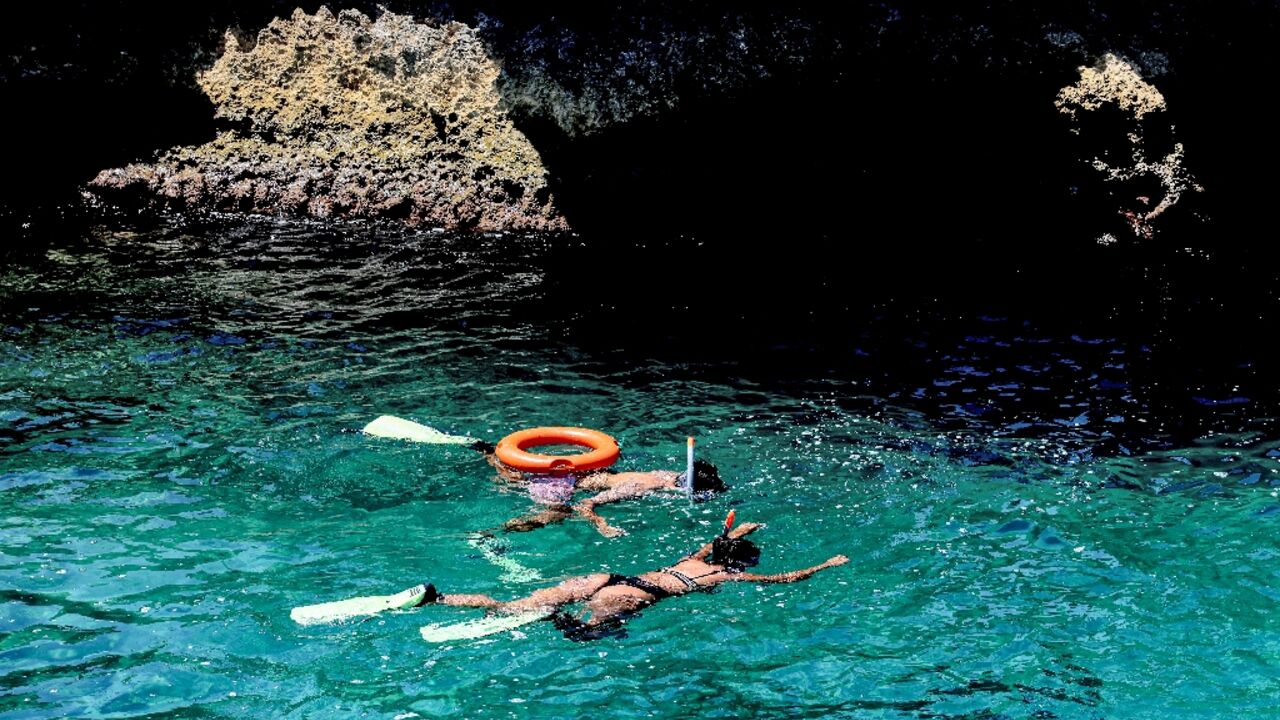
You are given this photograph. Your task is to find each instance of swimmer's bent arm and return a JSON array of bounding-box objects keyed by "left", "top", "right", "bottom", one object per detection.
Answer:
[
  {"left": 689, "top": 522, "right": 765, "bottom": 560},
  {"left": 490, "top": 459, "right": 526, "bottom": 484},
  {"left": 733, "top": 555, "right": 849, "bottom": 584},
  {"left": 473, "top": 443, "right": 522, "bottom": 481},
  {"left": 573, "top": 484, "right": 650, "bottom": 537}
]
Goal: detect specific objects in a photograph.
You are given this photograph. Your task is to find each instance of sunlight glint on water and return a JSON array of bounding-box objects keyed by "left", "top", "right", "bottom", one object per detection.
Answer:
[{"left": 1, "top": 218, "right": 1277, "bottom": 719}]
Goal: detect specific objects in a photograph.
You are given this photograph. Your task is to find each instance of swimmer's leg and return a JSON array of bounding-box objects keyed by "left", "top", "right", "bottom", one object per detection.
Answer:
[
  {"left": 554, "top": 598, "right": 644, "bottom": 641},
  {"left": 437, "top": 593, "right": 502, "bottom": 609},
  {"left": 582, "top": 592, "right": 651, "bottom": 627},
  {"left": 503, "top": 504, "right": 573, "bottom": 532},
  {"left": 433, "top": 574, "right": 612, "bottom": 614},
  {"left": 497, "top": 573, "right": 614, "bottom": 614}
]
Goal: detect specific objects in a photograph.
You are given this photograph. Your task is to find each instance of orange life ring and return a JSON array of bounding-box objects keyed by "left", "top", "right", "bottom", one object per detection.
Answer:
[{"left": 495, "top": 426, "right": 620, "bottom": 474}]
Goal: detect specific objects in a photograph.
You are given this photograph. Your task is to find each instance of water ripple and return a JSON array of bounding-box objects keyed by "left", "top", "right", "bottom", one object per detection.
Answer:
[{"left": 0, "top": 217, "right": 1276, "bottom": 718}]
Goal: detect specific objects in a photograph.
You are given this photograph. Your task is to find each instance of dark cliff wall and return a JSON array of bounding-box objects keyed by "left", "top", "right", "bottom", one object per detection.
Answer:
[
  {"left": 4, "top": 2, "right": 1277, "bottom": 420},
  {"left": 2, "top": 1, "right": 1276, "bottom": 249}
]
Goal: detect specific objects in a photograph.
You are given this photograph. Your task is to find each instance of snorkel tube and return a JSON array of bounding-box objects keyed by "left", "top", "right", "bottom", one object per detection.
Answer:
[
  {"left": 723, "top": 509, "right": 736, "bottom": 536},
  {"left": 686, "top": 436, "right": 695, "bottom": 502}
]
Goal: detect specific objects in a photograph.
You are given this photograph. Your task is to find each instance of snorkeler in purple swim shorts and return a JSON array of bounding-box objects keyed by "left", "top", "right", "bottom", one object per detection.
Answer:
[{"left": 470, "top": 441, "right": 728, "bottom": 537}]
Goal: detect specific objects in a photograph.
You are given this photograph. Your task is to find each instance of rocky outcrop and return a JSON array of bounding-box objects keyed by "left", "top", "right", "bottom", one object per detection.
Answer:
[
  {"left": 6, "top": 2, "right": 1274, "bottom": 247},
  {"left": 1055, "top": 52, "right": 1168, "bottom": 120},
  {"left": 88, "top": 8, "right": 566, "bottom": 231},
  {"left": 1056, "top": 53, "right": 1201, "bottom": 240}
]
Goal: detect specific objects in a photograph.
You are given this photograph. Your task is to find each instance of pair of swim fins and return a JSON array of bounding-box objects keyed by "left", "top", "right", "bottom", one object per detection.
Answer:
[{"left": 291, "top": 583, "right": 545, "bottom": 641}]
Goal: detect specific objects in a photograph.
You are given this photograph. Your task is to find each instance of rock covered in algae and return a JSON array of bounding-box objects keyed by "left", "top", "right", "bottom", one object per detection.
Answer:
[{"left": 88, "top": 7, "right": 566, "bottom": 231}]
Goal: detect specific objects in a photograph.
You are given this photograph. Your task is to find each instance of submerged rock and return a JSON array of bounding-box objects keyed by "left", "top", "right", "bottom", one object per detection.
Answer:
[{"left": 87, "top": 7, "right": 566, "bottom": 231}]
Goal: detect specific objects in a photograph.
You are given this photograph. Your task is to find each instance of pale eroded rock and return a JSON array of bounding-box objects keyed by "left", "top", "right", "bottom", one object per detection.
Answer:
[
  {"left": 88, "top": 7, "right": 567, "bottom": 231},
  {"left": 1056, "top": 53, "right": 1200, "bottom": 239}
]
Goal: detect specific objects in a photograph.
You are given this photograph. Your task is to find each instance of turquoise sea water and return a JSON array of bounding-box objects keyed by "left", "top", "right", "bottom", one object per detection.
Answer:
[{"left": 2, "top": 218, "right": 1278, "bottom": 719}]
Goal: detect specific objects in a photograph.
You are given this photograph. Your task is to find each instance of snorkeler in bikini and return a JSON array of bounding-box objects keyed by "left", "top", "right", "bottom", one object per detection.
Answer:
[
  {"left": 472, "top": 440, "right": 728, "bottom": 537},
  {"left": 415, "top": 511, "right": 849, "bottom": 641}
]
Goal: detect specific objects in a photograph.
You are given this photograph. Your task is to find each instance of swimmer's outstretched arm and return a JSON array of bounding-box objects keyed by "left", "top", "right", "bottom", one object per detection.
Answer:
[
  {"left": 688, "top": 521, "right": 765, "bottom": 560},
  {"left": 574, "top": 484, "right": 651, "bottom": 537},
  {"left": 732, "top": 555, "right": 849, "bottom": 584}
]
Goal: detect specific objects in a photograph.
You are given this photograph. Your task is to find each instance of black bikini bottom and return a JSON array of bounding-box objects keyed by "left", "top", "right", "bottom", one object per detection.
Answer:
[{"left": 602, "top": 573, "right": 673, "bottom": 600}]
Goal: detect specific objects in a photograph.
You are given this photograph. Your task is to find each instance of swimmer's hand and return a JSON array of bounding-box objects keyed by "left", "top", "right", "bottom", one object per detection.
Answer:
[
  {"left": 823, "top": 555, "right": 850, "bottom": 568},
  {"left": 598, "top": 525, "right": 627, "bottom": 538},
  {"left": 574, "top": 500, "right": 627, "bottom": 537}
]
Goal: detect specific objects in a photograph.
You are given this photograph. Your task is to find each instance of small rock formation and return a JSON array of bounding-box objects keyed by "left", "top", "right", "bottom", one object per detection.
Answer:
[
  {"left": 88, "top": 7, "right": 567, "bottom": 231},
  {"left": 1056, "top": 53, "right": 1201, "bottom": 239},
  {"left": 1055, "top": 52, "right": 1168, "bottom": 121}
]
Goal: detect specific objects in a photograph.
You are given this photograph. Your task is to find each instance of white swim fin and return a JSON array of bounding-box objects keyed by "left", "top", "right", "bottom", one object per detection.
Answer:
[
  {"left": 291, "top": 583, "right": 434, "bottom": 625},
  {"left": 363, "top": 415, "right": 476, "bottom": 445}
]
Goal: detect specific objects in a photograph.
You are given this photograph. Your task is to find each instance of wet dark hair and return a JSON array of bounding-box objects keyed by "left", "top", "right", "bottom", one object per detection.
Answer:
[
  {"left": 690, "top": 459, "right": 727, "bottom": 497},
  {"left": 471, "top": 440, "right": 496, "bottom": 455},
  {"left": 710, "top": 534, "right": 761, "bottom": 571}
]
